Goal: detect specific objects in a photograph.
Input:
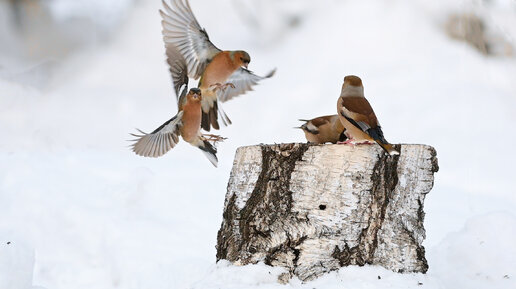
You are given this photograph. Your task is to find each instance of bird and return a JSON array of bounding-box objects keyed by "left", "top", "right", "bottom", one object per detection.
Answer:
[
  {"left": 296, "top": 115, "right": 347, "bottom": 144},
  {"left": 160, "top": 0, "right": 275, "bottom": 131},
  {"left": 130, "top": 88, "right": 221, "bottom": 167},
  {"left": 130, "top": 47, "right": 223, "bottom": 167},
  {"left": 336, "top": 75, "right": 399, "bottom": 155}
]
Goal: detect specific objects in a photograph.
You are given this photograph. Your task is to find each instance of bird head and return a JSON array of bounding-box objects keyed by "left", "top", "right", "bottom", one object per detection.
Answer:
[
  {"left": 343, "top": 75, "right": 363, "bottom": 87},
  {"left": 187, "top": 88, "right": 202, "bottom": 102},
  {"left": 341, "top": 75, "right": 364, "bottom": 97},
  {"left": 233, "top": 50, "right": 251, "bottom": 69}
]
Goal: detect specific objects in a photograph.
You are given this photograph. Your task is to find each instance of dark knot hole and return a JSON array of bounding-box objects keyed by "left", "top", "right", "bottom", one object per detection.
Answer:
[{"left": 319, "top": 204, "right": 326, "bottom": 210}]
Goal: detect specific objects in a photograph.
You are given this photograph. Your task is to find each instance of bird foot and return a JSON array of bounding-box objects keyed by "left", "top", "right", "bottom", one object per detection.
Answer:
[
  {"left": 210, "top": 82, "right": 235, "bottom": 92},
  {"left": 202, "top": 134, "right": 227, "bottom": 144},
  {"left": 337, "top": 139, "right": 354, "bottom": 145}
]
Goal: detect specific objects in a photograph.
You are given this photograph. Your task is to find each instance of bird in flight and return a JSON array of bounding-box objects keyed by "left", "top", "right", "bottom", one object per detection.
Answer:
[
  {"left": 160, "top": 0, "right": 275, "bottom": 131},
  {"left": 130, "top": 47, "right": 224, "bottom": 167}
]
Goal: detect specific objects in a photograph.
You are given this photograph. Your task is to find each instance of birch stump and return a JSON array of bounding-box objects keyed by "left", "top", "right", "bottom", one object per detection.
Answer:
[{"left": 216, "top": 143, "right": 438, "bottom": 282}]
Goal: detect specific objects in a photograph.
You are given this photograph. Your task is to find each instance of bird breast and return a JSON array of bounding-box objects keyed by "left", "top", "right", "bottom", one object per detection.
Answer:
[
  {"left": 200, "top": 52, "right": 239, "bottom": 88},
  {"left": 180, "top": 101, "right": 202, "bottom": 143}
]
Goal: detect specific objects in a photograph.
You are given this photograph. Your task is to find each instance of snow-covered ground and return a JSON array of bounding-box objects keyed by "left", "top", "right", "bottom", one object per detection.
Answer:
[{"left": 1, "top": 0, "right": 516, "bottom": 288}]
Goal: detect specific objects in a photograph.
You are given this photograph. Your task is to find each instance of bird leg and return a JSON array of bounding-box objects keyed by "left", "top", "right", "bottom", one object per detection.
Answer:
[
  {"left": 202, "top": 133, "right": 227, "bottom": 144},
  {"left": 337, "top": 138, "right": 355, "bottom": 145},
  {"left": 210, "top": 82, "right": 235, "bottom": 92}
]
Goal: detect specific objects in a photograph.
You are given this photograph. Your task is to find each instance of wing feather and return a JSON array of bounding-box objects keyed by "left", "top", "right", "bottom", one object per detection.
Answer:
[
  {"left": 217, "top": 68, "right": 276, "bottom": 102},
  {"left": 160, "top": 0, "right": 221, "bottom": 80},
  {"left": 165, "top": 45, "right": 189, "bottom": 99},
  {"left": 339, "top": 96, "right": 379, "bottom": 132},
  {"left": 131, "top": 111, "right": 184, "bottom": 158}
]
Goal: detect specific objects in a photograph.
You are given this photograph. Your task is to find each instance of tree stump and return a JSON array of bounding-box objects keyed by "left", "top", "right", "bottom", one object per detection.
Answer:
[{"left": 216, "top": 143, "right": 438, "bottom": 282}]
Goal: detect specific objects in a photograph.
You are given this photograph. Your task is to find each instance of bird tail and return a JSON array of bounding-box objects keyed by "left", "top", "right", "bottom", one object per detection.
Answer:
[
  {"left": 201, "top": 111, "right": 211, "bottom": 131},
  {"left": 376, "top": 142, "right": 400, "bottom": 156},
  {"left": 201, "top": 103, "right": 222, "bottom": 131},
  {"left": 367, "top": 127, "right": 400, "bottom": 156},
  {"left": 197, "top": 139, "right": 218, "bottom": 167},
  {"left": 217, "top": 102, "right": 232, "bottom": 127}
]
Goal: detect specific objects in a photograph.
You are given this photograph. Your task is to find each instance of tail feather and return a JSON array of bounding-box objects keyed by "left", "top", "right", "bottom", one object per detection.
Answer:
[
  {"left": 367, "top": 127, "right": 399, "bottom": 156},
  {"left": 210, "top": 102, "right": 220, "bottom": 130},
  {"left": 201, "top": 111, "right": 211, "bottom": 131},
  {"left": 376, "top": 141, "right": 400, "bottom": 156},
  {"left": 366, "top": 126, "right": 388, "bottom": 144},
  {"left": 198, "top": 139, "right": 218, "bottom": 167},
  {"left": 218, "top": 102, "right": 232, "bottom": 126}
]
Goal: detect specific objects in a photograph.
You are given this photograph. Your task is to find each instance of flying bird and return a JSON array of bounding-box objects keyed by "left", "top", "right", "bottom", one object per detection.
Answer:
[
  {"left": 130, "top": 48, "right": 223, "bottom": 167},
  {"left": 160, "top": 0, "right": 275, "bottom": 131},
  {"left": 337, "top": 75, "right": 399, "bottom": 155},
  {"left": 297, "top": 115, "right": 347, "bottom": 144}
]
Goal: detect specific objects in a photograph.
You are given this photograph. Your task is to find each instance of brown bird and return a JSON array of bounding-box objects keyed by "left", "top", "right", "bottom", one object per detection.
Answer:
[
  {"left": 160, "top": 0, "right": 275, "bottom": 131},
  {"left": 130, "top": 48, "right": 223, "bottom": 167},
  {"left": 297, "top": 115, "right": 347, "bottom": 144},
  {"left": 337, "top": 75, "right": 399, "bottom": 155},
  {"left": 130, "top": 88, "right": 220, "bottom": 166}
]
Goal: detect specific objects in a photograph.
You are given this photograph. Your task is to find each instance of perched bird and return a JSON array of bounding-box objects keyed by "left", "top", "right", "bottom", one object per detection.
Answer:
[
  {"left": 160, "top": 0, "right": 275, "bottom": 131},
  {"left": 297, "top": 115, "right": 347, "bottom": 144},
  {"left": 337, "top": 75, "right": 399, "bottom": 155},
  {"left": 130, "top": 47, "right": 222, "bottom": 167}
]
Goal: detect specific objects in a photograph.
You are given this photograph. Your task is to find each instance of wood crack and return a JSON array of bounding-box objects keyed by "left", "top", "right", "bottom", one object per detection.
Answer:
[{"left": 217, "top": 143, "right": 436, "bottom": 281}]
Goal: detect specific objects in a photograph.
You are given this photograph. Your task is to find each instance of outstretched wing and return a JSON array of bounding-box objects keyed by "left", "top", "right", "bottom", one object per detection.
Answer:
[
  {"left": 130, "top": 111, "right": 184, "bottom": 158},
  {"left": 166, "top": 45, "right": 189, "bottom": 99},
  {"left": 217, "top": 68, "right": 276, "bottom": 102},
  {"left": 160, "top": 0, "right": 221, "bottom": 80}
]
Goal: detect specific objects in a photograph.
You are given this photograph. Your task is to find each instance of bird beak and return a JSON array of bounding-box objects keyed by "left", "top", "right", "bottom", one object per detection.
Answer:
[
  {"left": 243, "top": 62, "right": 249, "bottom": 69},
  {"left": 293, "top": 126, "right": 303, "bottom": 129}
]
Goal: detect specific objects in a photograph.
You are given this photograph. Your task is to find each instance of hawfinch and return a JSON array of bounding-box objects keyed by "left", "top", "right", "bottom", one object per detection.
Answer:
[
  {"left": 130, "top": 49, "right": 222, "bottom": 167},
  {"left": 297, "top": 115, "right": 347, "bottom": 144},
  {"left": 160, "top": 0, "right": 275, "bottom": 131},
  {"left": 337, "top": 75, "right": 399, "bottom": 156}
]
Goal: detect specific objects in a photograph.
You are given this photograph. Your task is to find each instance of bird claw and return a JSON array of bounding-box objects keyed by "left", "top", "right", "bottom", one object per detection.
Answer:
[
  {"left": 210, "top": 82, "right": 235, "bottom": 92},
  {"left": 337, "top": 139, "right": 354, "bottom": 145},
  {"left": 202, "top": 134, "right": 227, "bottom": 144}
]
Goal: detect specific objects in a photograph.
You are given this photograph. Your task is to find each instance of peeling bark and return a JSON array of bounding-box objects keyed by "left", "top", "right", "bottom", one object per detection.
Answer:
[{"left": 216, "top": 143, "right": 438, "bottom": 281}]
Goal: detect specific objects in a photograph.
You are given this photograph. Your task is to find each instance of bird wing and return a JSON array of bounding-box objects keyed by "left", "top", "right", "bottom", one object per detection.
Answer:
[
  {"left": 130, "top": 111, "right": 184, "bottom": 158},
  {"left": 166, "top": 45, "right": 189, "bottom": 100},
  {"left": 310, "top": 116, "right": 331, "bottom": 127},
  {"left": 339, "top": 96, "right": 379, "bottom": 131},
  {"left": 160, "top": 0, "right": 221, "bottom": 80},
  {"left": 217, "top": 68, "right": 276, "bottom": 102}
]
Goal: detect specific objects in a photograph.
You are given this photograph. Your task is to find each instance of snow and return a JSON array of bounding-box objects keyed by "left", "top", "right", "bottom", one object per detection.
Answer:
[{"left": 1, "top": 0, "right": 516, "bottom": 288}]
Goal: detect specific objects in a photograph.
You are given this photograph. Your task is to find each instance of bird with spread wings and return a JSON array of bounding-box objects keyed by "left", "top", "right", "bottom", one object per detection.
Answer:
[{"left": 160, "top": 0, "right": 275, "bottom": 131}]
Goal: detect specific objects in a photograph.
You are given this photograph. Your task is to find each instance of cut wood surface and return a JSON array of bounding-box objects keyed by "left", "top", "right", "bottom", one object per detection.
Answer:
[{"left": 216, "top": 143, "right": 438, "bottom": 282}]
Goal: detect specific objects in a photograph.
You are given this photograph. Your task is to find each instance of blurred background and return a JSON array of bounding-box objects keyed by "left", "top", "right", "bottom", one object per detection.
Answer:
[{"left": 1, "top": 0, "right": 515, "bottom": 289}]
